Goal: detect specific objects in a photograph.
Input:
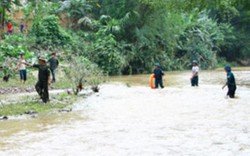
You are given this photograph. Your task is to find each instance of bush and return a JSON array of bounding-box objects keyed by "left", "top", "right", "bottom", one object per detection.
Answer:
[
  {"left": 0, "top": 41, "right": 35, "bottom": 76},
  {"left": 63, "top": 56, "right": 106, "bottom": 94},
  {"left": 85, "top": 31, "right": 125, "bottom": 75},
  {"left": 30, "top": 15, "right": 71, "bottom": 49},
  {"left": 177, "top": 11, "right": 226, "bottom": 69}
]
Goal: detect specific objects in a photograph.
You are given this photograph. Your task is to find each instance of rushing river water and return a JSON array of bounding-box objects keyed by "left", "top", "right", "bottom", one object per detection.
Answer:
[{"left": 0, "top": 68, "right": 250, "bottom": 156}]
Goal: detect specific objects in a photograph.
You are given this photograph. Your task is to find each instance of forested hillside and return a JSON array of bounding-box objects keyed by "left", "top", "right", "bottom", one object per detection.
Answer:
[{"left": 0, "top": 0, "right": 249, "bottom": 75}]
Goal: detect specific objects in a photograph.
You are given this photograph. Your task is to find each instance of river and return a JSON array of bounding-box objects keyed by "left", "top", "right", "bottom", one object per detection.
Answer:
[{"left": 0, "top": 68, "right": 250, "bottom": 156}]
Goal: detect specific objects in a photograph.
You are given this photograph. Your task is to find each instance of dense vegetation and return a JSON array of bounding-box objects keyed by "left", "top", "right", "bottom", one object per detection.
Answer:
[{"left": 0, "top": 0, "right": 249, "bottom": 75}]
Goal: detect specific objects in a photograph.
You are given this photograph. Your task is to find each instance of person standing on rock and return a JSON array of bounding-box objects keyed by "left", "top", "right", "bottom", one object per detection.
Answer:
[
  {"left": 25, "top": 57, "right": 50, "bottom": 103},
  {"left": 16, "top": 53, "right": 27, "bottom": 84},
  {"left": 190, "top": 60, "right": 199, "bottom": 87},
  {"left": 48, "top": 52, "right": 59, "bottom": 83},
  {"left": 222, "top": 66, "right": 237, "bottom": 98}
]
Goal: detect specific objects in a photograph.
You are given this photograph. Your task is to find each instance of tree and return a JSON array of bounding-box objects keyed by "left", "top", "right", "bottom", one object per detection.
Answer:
[
  {"left": 57, "top": 0, "right": 93, "bottom": 29},
  {"left": 0, "top": 0, "right": 21, "bottom": 29},
  {"left": 31, "top": 15, "right": 71, "bottom": 49}
]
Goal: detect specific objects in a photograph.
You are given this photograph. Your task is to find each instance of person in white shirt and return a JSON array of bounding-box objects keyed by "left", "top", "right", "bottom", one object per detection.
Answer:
[
  {"left": 190, "top": 60, "right": 199, "bottom": 86},
  {"left": 16, "top": 53, "right": 27, "bottom": 84}
]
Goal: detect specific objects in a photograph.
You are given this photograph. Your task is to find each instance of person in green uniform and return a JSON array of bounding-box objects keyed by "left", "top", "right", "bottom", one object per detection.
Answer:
[
  {"left": 153, "top": 63, "right": 164, "bottom": 89},
  {"left": 48, "top": 52, "right": 59, "bottom": 83},
  {"left": 222, "top": 66, "right": 237, "bottom": 98},
  {"left": 25, "top": 57, "right": 51, "bottom": 103}
]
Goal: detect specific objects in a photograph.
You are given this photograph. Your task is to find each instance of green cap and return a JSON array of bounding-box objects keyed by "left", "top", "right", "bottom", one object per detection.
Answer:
[
  {"left": 192, "top": 60, "right": 198, "bottom": 65},
  {"left": 155, "top": 63, "right": 160, "bottom": 67}
]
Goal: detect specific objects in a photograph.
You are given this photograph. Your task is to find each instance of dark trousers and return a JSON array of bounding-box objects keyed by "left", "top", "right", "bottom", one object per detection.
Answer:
[
  {"left": 191, "top": 76, "right": 199, "bottom": 86},
  {"left": 50, "top": 68, "right": 56, "bottom": 82},
  {"left": 35, "top": 81, "right": 49, "bottom": 103},
  {"left": 19, "top": 70, "right": 27, "bottom": 81},
  {"left": 8, "top": 30, "right": 12, "bottom": 34},
  {"left": 155, "top": 79, "right": 164, "bottom": 89},
  {"left": 227, "top": 85, "right": 236, "bottom": 98}
]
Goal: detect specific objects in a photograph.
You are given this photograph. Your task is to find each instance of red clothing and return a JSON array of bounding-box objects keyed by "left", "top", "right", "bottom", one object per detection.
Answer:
[{"left": 7, "top": 23, "right": 12, "bottom": 31}]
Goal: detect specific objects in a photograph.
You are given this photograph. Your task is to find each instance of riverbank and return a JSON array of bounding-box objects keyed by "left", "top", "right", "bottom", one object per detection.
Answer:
[
  {"left": 0, "top": 73, "right": 79, "bottom": 118},
  {"left": 0, "top": 86, "right": 96, "bottom": 120},
  {"left": 0, "top": 90, "right": 78, "bottom": 119}
]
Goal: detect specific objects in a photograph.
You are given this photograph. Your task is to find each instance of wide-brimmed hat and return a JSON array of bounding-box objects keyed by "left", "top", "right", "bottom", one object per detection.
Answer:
[{"left": 38, "top": 57, "right": 47, "bottom": 62}]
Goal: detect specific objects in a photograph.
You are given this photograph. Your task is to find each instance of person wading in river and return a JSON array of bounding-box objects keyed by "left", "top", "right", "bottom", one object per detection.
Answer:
[
  {"left": 190, "top": 60, "right": 199, "bottom": 87},
  {"left": 153, "top": 63, "right": 164, "bottom": 89},
  {"left": 25, "top": 57, "right": 51, "bottom": 103},
  {"left": 222, "top": 66, "right": 237, "bottom": 98}
]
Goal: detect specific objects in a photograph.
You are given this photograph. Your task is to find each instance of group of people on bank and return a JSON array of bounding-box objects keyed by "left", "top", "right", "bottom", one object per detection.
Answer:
[
  {"left": 153, "top": 61, "right": 237, "bottom": 98},
  {"left": 16, "top": 52, "right": 59, "bottom": 103}
]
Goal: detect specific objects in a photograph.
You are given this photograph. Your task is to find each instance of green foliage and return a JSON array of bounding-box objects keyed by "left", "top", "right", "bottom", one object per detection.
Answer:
[
  {"left": 223, "top": 29, "right": 250, "bottom": 64},
  {"left": 21, "top": 0, "right": 60, "bottom": 24},
  {"left": 177, "top": 11, "right": 231, "bottom": 69},
  {"left": 64, "top": 56, "right": 106, "bottom": 94},
  {"left": 3, "top": 0, "right": 249, "bottom": 76},
  {"left": 85, "top": 30, "right": 125, "bottom": 75},
  {"left": 2, "top": 34, "right": 36, "bottom": 49},
  {"left": 87, "top": 63, "right": 107, "bottom": 92},
  {"left": 0, "top": 0, "right": 21, "bottom": 28},
  {"left": 0, "top": 36, "right": 34, "bottom": 77},
  {"left": 53, "top": 0, "right": 249, "bottom": 74},
  {"left": 31, "top": 15, "right": 71, "bottom": 49},
  {"left": 58, "top": 0, "right": 93, "bottom": 29},
  {"left": 0, "top": 44, "right": 29, "bottom": 58}
]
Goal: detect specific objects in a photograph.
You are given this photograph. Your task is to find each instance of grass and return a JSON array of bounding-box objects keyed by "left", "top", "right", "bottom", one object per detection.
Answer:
[
  {"left": 0, "top": 72, "right": 72, "bottom": 89},
  {"left": 0, "top": 68, "right": 84, "bottom": 117},
  {"left": 0, "top": 93, "right": 77, "bottom": 116},
  {"left": 0, "top": 102, "right": 65, "bottom": 116}
]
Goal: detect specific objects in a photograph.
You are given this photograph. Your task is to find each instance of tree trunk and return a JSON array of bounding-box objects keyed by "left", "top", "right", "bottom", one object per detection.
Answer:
[
  {"left": 1, "top": 8, "right": 5, "bottom": 30},
  {"left": 3, "top": 9, "right": 5, "bottom": 30}
]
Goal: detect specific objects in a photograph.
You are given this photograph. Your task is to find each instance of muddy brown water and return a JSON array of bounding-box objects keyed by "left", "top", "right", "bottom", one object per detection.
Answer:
[{"left": 0, "top": 68, "right": 250, "bottom": 155}]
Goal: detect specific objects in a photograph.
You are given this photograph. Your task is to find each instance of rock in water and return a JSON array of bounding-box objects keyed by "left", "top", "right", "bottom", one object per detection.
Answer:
[
  {"left": 0, "top": 116, "right": 8, "bottom": 120},
  {"left": 24, "top": 111, "right": 38, "bottom": 115},
  {"left": 58, "top": 108, "right": 72, "bottom": 113},
  {"left": 91, "top": 86, "right": 99, "bottom": 92}
]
